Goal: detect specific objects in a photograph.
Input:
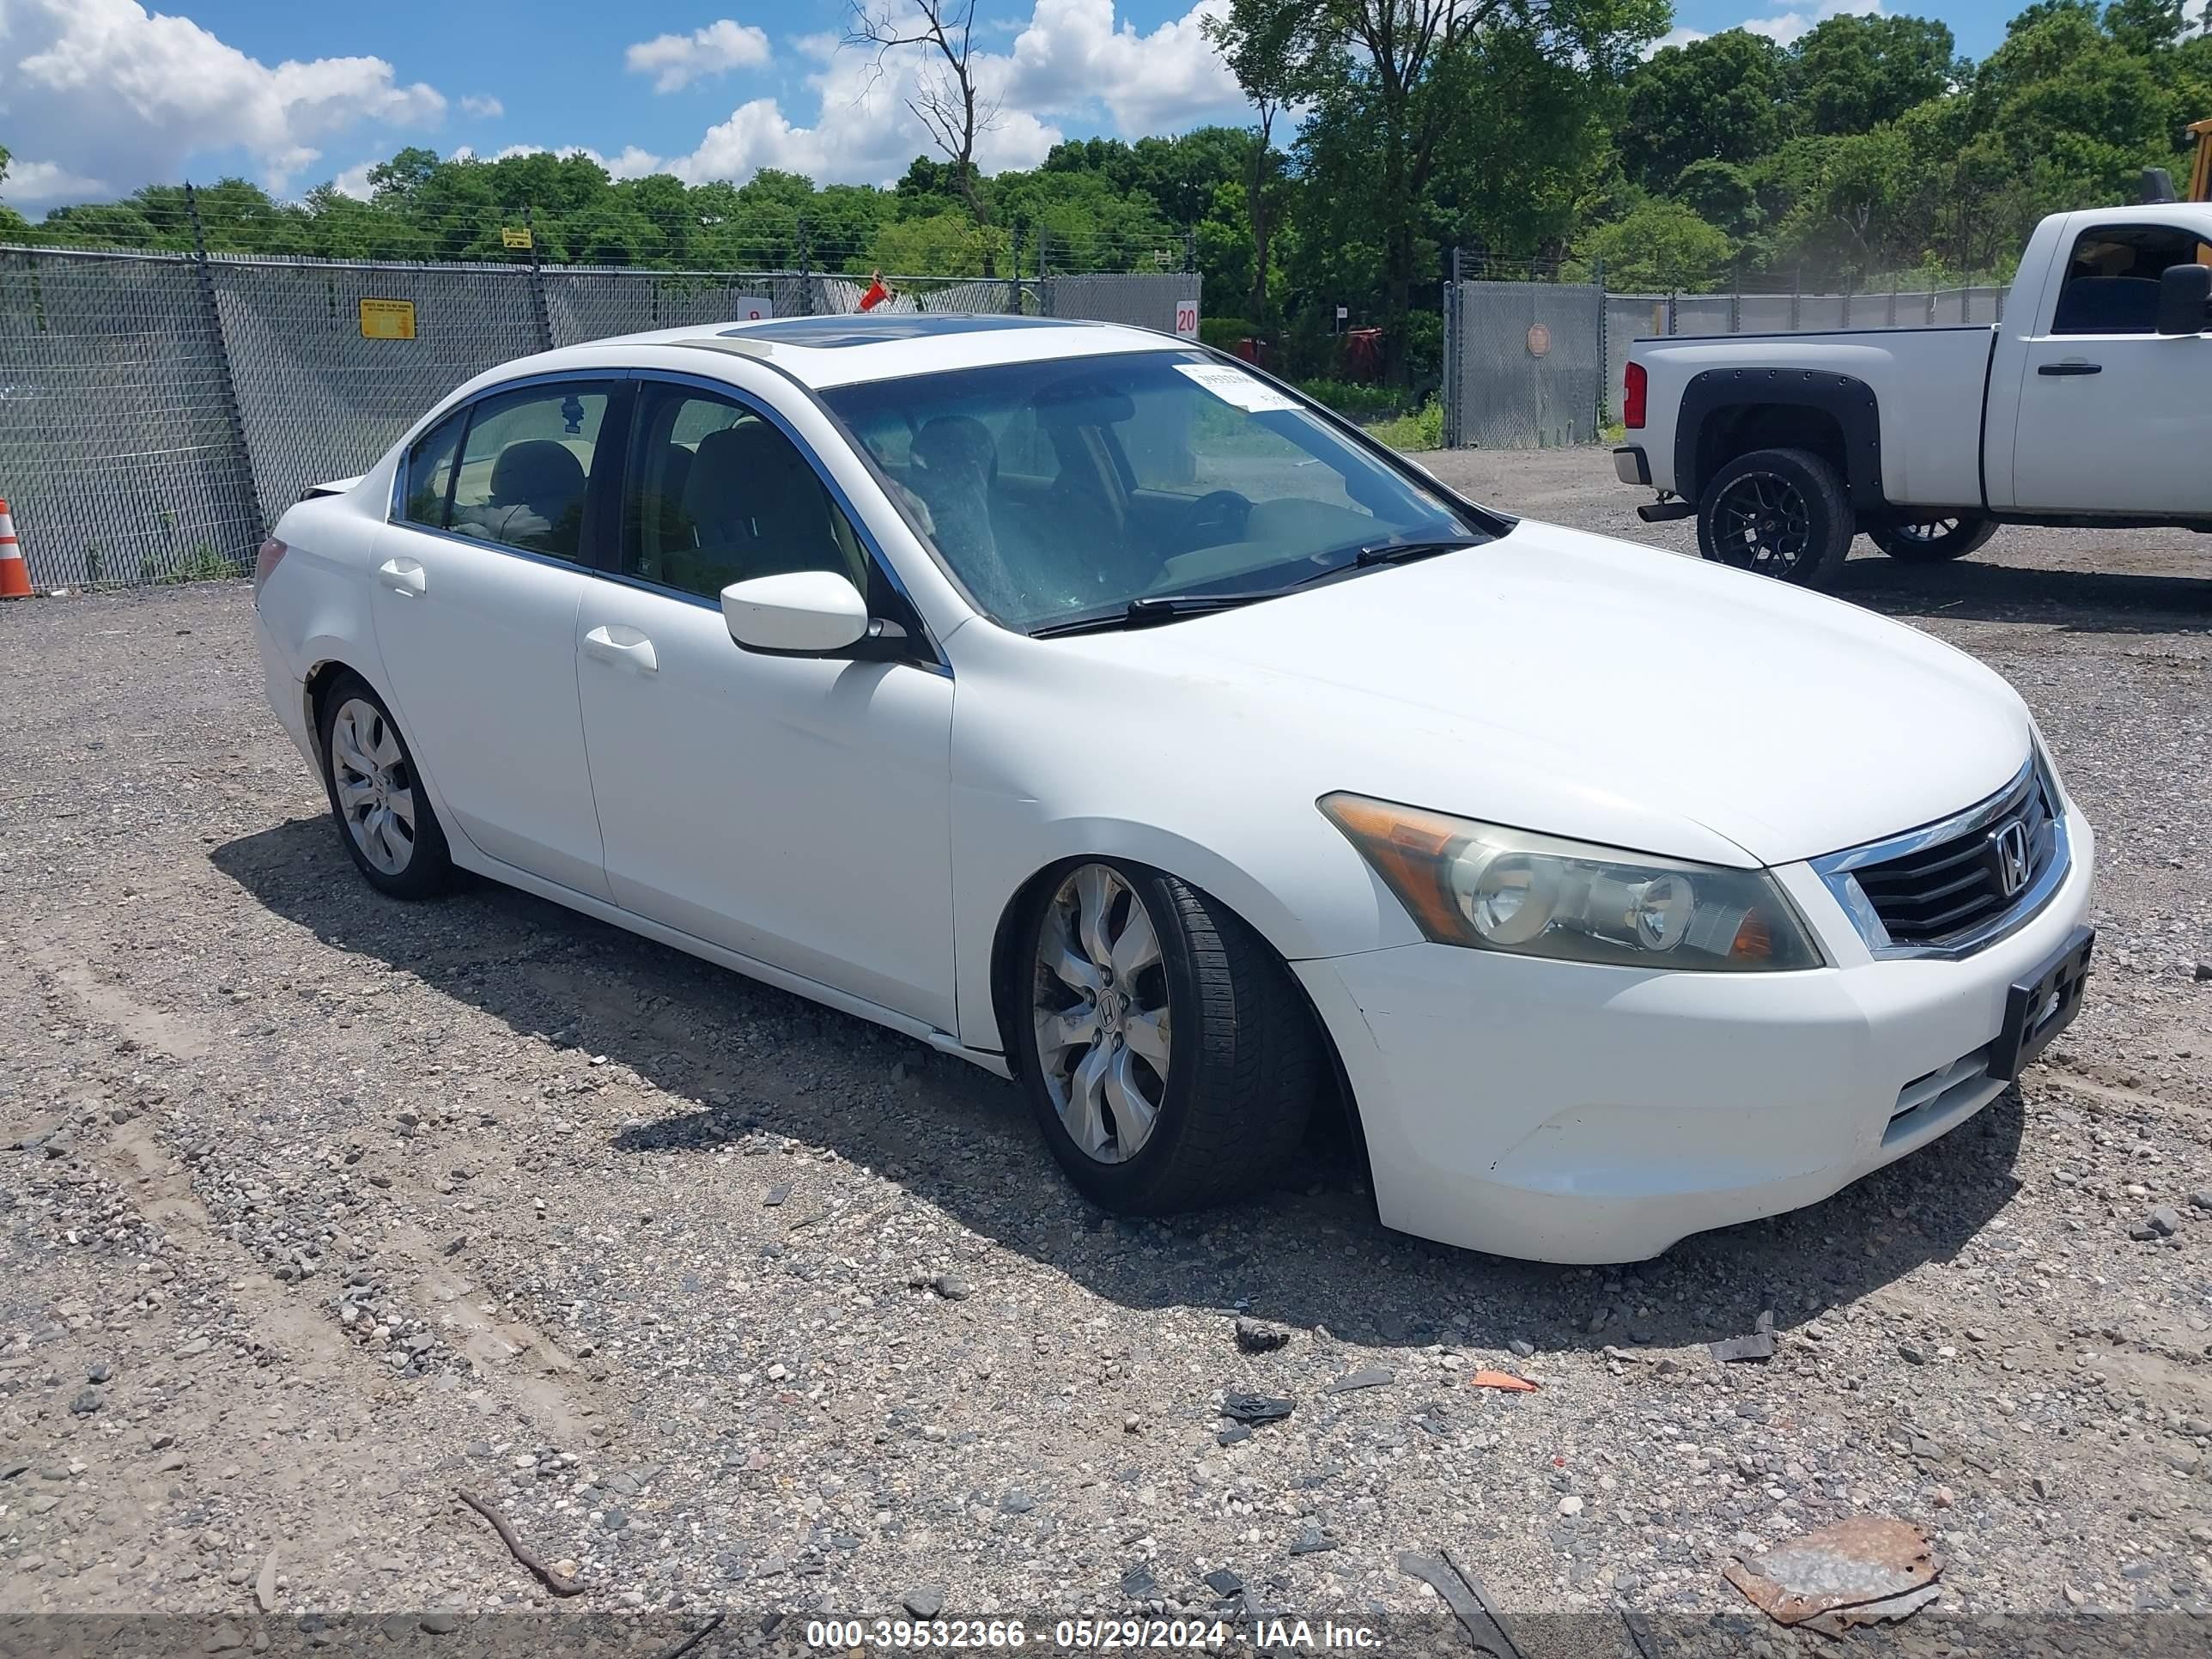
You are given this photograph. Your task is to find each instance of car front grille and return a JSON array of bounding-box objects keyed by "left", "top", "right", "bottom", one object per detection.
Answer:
[
  {"left": 1813, "top": 754, "right": 2069, "bottom": 959},
  {"left": 1854, "top": 766, "right": 2057, "bottom": 946}
]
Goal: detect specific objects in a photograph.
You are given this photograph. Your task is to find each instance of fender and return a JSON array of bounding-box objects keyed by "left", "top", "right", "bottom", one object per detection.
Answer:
[{"left": 1677, "top": 368, "right": 1884, "bottom": 505}]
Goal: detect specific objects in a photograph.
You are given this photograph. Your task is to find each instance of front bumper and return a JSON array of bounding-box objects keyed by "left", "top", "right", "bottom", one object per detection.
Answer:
[{"left": 1297, "top": 803, "right": 2095, "bottom": 1263}]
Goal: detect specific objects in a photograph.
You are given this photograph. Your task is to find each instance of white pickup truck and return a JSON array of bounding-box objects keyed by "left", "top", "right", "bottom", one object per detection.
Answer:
[{"left": 1615, "top": 204, "right": 2212, "bottom": 586}]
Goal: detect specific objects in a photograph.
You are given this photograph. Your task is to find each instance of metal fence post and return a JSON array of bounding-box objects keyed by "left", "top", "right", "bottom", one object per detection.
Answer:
[
  {"left": 524, "top": 206, "right": 554, "bottom": 351},
  {"left": 183, "top": 182, "right": 265, "bottom": 561},
  {"left": 1841, "top": 270, "right": 1853, "bottom": 330},
  {"left": 1731, "top": 264, "right": 1742, "bottom": 333},
  {"left": 1008, "top": 224, "right": 1024, "bottom": 314},
  {"left": 1790, "top": 267, "right": 1802, "bottom": 331},
  {"left": 1593, "top": 257, "right": 1607, "bottom": 428},
  {"left": 798, "top": 215, "right": 813, "bottom": 315},
  {"left": 1443, "top": 246, "right": 1460, "bottom": 448},
  {"left": 1665, "top": 291, "right": 1678, "bottom": 336},
  {"left": 1183, "top": 229, "right": 1196, "bottom": 274}
]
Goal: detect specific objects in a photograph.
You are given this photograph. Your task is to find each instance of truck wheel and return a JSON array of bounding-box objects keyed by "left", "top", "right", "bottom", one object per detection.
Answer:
[
  {"left": 1867, "top": 516, "right": 1998, "bottom": 563},
  {"left": 1697, "top": 447, "right": 1851, "bottom": 587}
]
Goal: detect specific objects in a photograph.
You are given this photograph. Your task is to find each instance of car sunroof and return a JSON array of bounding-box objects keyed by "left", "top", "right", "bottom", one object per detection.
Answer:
[{"left": 719, "top": 314, "right": 1085, "bottom": 348}]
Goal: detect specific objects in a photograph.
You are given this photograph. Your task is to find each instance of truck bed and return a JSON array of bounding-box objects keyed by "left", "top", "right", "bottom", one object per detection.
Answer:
[{"left": 1632, "top": 325, "right": 1999, "bottom": 510}]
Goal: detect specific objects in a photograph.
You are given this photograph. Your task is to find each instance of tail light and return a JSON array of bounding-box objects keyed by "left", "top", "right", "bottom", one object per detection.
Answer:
[
  {"left": 1623, "top": 362, "right": 1647, "bottom": 430},
  {"left": 252, "top": 537, "right": 288, "bottom": 599}
]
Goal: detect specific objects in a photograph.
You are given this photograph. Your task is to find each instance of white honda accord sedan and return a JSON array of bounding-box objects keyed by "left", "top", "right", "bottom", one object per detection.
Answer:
[{"left": 252, "top": 313, "right": 2095, "bottom": 1263}]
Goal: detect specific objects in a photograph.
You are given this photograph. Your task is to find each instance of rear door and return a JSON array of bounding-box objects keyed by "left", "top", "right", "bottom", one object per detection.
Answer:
[
  {"left": 2009, "top": 221, "right": 2212, "bottom": 516},
  {"left": 369, "top": 378, "right": 624, "bottom": 899}
]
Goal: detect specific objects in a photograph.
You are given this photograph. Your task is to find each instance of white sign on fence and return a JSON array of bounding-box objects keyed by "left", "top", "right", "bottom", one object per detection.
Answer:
[
  {"left": 1174, "top": 300, "right": 1200, "bottom": 339},
  {"left": 734, "top": 295, "right": 774, "bottom": 320}
]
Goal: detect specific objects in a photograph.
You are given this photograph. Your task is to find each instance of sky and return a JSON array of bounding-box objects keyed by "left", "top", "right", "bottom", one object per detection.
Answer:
[{"left": 0, "top": 0, "right": 2170, "bottom": 210}]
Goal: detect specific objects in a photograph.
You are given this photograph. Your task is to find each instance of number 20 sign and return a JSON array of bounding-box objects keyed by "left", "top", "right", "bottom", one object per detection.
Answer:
[{"left": 1174, "top": 301, "right": 1199, "bottom": 339}]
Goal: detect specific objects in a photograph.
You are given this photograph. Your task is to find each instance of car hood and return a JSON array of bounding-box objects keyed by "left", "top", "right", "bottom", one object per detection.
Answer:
[{"left": 1019, "top": 520, "right": 2033, "bottom": 868}]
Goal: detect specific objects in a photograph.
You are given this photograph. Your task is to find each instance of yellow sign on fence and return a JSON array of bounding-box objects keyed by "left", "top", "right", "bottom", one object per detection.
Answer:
[
  {"left": 358, "top": 299, "right": 417, "bottom": 341},
  {"left": 501, "top": 227, "right": 534, "bottom": 250}
]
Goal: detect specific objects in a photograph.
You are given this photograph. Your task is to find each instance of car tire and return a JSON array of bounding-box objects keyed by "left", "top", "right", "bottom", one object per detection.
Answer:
[
  {"left": 1014, "top": 860, "right": 1318, "bottom": 1214},
  {"left": 316, "top": 672, "right": 453, "bottom": 899},
  {"left": 1866, "top": 515, "right": 1999, "bottom": 563},
  {"left": 1696, "top": 447, "right": 1852, "bottom": 587}
]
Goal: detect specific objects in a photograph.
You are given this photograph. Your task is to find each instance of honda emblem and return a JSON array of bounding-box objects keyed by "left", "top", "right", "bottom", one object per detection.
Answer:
[{"left": 1990, "top": 819, "right": 2031, "bottom": 897}]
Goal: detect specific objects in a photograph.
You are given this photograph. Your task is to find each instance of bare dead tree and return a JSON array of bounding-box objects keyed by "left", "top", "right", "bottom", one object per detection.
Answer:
[{"left": 846, "top": 0, "right": 1001, "bottom": 234}]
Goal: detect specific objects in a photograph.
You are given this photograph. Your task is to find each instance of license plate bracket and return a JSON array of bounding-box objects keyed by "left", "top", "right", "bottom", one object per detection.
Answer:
[{"left": 1990, "top": 925, "right": 2094, "bottom": 1083}]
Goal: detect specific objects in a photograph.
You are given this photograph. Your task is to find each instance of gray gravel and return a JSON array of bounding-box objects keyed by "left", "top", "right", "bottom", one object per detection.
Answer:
[{"left": 3, "top": 448, "right": 2209, "bottom": 1643}]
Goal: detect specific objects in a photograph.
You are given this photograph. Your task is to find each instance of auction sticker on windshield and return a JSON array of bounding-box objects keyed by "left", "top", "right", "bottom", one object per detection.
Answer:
[{"left": 1174, "top": 362, "right": 1301, "bottom": 412}]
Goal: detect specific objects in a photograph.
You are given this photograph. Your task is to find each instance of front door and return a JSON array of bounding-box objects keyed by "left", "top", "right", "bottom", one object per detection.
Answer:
[
  {"left": 2009, "top": 221, "right": 2212, "bottom": 517},
  {"left": 573, "top": 379, "right": 957, "bottom": 1029},
  {"left": 368, "top": 379, "right": 619, "bottom": 900}
]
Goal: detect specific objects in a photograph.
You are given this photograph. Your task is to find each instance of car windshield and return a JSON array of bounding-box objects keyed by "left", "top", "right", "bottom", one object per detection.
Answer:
[{"left": 818, "top": 349, "right": 1494, "bottom": 632}]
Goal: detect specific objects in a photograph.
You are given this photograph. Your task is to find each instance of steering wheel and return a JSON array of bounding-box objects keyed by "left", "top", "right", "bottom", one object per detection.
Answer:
[{"left": 1169, "top": 489, "right": 1254, "bottom": 554}]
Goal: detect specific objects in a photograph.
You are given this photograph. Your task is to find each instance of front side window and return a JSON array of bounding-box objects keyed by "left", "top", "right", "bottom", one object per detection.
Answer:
[
  {"left": 622, "top": 383, "right": 872, "bottom": 602},
  {"left": 423, "top": 383, "right": 612, "bottom": 561},
  {"left": 2052, "top": 225, "right": 2212, "bottom": 335},
  {"left": 820, "top": 350, "right": 1490, "bottom": 632}
]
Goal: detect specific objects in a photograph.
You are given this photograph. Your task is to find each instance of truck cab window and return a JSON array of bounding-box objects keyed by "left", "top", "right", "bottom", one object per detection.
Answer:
[{"left": 2052, "top": 225, "right": 2209, "bottom": 335}]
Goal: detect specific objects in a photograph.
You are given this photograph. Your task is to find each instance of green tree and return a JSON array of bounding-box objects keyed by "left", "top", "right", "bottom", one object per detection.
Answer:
[
  {"left": 1621, "top": 31, "right": 1794, "bottom": 193},
  {"left": 1582, "top": 197, "right": 1732, "bottom": 287},
  {"left": 0, "top": 147, "right": 26, "bottom": 240},
  {"left": 1790, "top": 14, "right": 1960, "bottom": 136},
  {"left": 1212, "top": 0, "right": 1664, "bottom": 382}
]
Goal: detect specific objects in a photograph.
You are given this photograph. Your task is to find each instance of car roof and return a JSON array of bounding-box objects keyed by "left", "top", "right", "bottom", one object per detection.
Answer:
[{"left": 567, "top": 313, "right": 1192, "bottom": 389}]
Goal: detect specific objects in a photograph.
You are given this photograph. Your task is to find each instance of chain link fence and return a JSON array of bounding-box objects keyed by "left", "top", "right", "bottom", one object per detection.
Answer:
[
  {"left": 0, "top": 246, "right": 1201, "bottom": 592},
  {"left": 1442, "top": 276, "right": 1606, "bottom": 451}
]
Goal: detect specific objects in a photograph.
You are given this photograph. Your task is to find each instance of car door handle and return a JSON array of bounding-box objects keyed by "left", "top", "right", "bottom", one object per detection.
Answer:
[
  {"left": 2037, "top": 362, "right": 2102, "bottom": 376},
  {"left": 377, "top": 556, "right": 427, "bottom": 595},
  {"left": 583, "top": 624, "right": 658, "bottom": 674}
]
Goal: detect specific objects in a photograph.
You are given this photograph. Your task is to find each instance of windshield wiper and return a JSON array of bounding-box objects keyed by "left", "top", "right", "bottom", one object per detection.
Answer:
[
  {"left": 1353, "top": 537, "right": 1480, "bottom": 568},
  {"left": 1028, "top": 591, "right": 1275, "bottom": 638},
  {"left": 1027, "top": 540, "right": 1480, "bottom": 637},
  {"left": 1273, "top": 537, "right": 1480, "bottom": 591}
]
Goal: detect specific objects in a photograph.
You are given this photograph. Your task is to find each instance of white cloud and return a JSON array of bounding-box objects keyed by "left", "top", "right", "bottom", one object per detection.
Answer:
[
  {"left": 331, "top": 159, "right": 378, "bottom": 199},
  {"left": 626, "top": 0, "right": 1243, "bottom": 188},
  {"left": 1002, "top": 0, "right": 1244, "bottom": 136},
  {"left": 624, "top": 20, "right": 773, "bottom": 93},
  {"left": 0, "top": 0, "right": 445, "bottom": 205},
  {"left": 492, "top": 143, "right": 666, "bottom": 179},
  {"left": 1743, "top": 0, "right": 1882, "bottom": 46},
  {"left": 1639, "top": 0, "right": 1881, "bottom": 55},
  {"left": 0, "top": 155, "right": 108, "bottom": 203},
  {"left": 1642, "top": 24, "right": 1709, "bottom": 55},
  {"left": 459, "top": 93, "right": 505, "bottom": 118}
]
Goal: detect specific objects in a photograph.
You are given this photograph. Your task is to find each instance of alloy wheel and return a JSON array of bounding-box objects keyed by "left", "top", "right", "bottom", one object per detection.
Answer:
[
  {"left": 1711, "top": 471, "right": 1813, "bottom": 577},
  {"left": 329, "top": 697, "right": 417, "bottom": 876},
  {"left": 1031, "top": 864, "right": 1172, "bottom": 1164},
  {"left": 1893, "top": 518, "right": 1960, "bottom": 543}
]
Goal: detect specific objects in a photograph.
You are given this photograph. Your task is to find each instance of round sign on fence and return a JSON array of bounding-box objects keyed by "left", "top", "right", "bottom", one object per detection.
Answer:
[{"left": 1526, "top": 322, "right": 1552, "bottom": 358}]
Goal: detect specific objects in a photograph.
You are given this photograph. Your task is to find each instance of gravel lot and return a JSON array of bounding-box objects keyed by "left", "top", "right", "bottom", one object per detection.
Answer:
[{"left": 3, "top": 447, "right": 2210, "bottom": 1653}]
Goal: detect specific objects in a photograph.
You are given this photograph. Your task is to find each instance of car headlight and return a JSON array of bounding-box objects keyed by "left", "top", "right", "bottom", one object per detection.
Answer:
[{"left": 1321, "top": 793, "right": 1824, "bottom": 971}]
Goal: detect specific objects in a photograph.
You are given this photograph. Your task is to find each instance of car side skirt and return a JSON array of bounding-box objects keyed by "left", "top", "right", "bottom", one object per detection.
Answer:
[{"left": 446, "top": 839, "right": 1012, "bottom": 1079}]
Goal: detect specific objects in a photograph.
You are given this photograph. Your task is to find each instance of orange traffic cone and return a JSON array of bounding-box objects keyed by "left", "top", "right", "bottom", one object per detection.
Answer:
[{"left": 0, "top": 499, "right": 30, "bottom": 599}]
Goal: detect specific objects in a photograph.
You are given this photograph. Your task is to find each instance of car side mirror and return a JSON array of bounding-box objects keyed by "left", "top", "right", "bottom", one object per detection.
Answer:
[
  {"left": 720, "top": 570, "right": 870, "bottom": 655},
  {"left": 2155, "top": 263, "right": 2212, "bottom": 336}
]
